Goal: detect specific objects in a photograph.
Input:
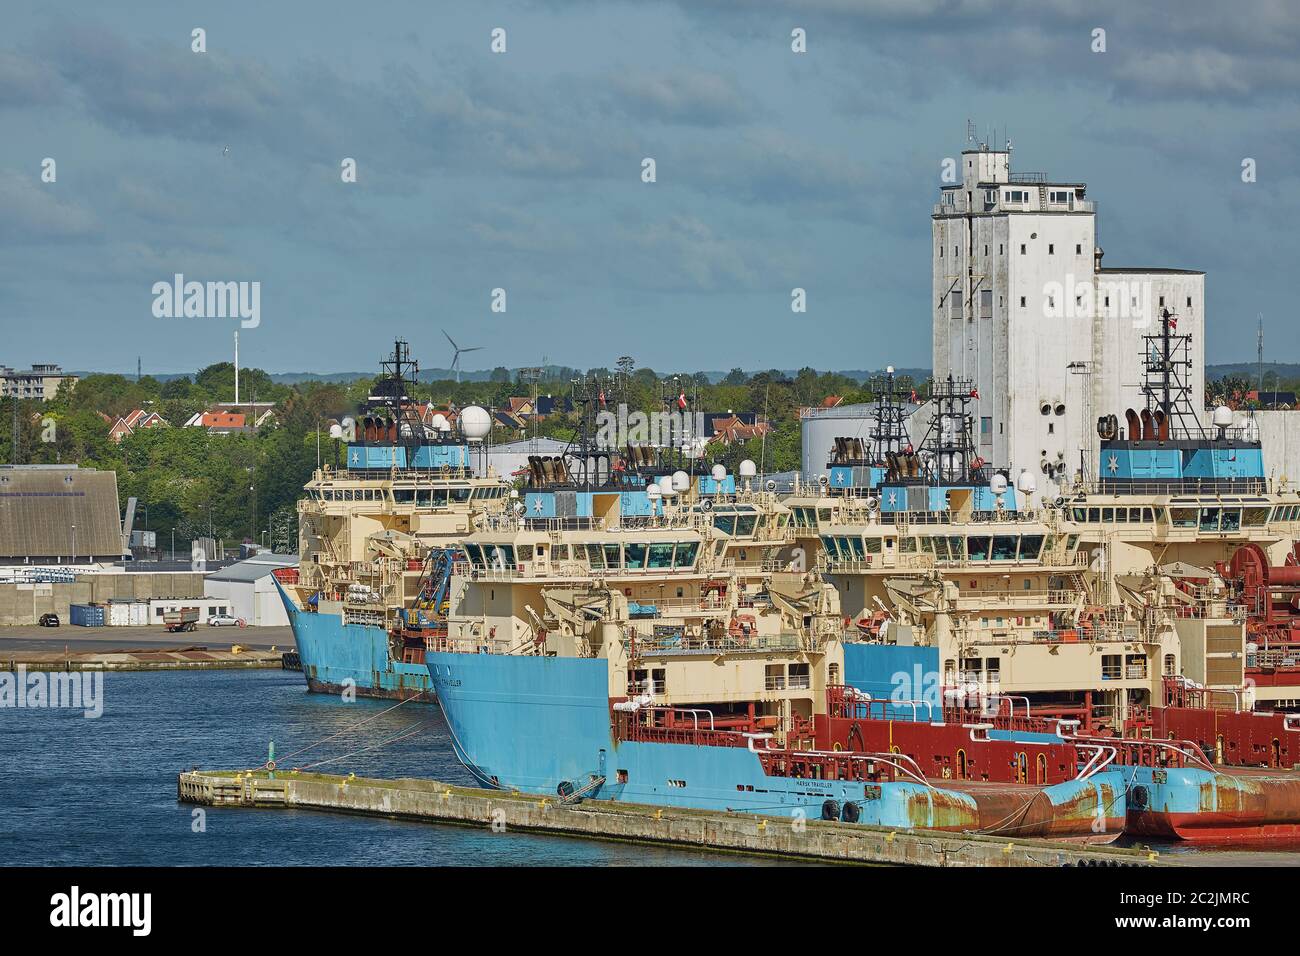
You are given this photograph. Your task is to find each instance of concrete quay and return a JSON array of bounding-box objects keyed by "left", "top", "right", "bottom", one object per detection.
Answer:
[{"left": 177, "top": 770, "right": 1167, "bottom": 868}]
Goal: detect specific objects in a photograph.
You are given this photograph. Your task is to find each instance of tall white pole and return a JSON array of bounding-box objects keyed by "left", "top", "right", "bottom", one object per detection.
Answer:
[{"left": 234, "top": 331, "right": 240, "bottom": 405}]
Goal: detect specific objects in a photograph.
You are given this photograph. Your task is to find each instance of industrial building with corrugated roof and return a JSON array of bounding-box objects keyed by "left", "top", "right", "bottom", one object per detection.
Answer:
[{"left": 0, "top": 465, "right": 125, "bottom": 564}]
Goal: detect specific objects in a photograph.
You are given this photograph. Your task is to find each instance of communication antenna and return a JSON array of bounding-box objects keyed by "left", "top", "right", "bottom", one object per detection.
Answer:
[
  {"left": 966, "top": 119, "right": 976, "bottom": 144},
  {"left": 1258, "top": 314, "right": 1265, "bottom": 398}
]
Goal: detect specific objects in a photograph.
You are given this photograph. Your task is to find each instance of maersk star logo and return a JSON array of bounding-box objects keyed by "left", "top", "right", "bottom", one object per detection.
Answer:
[
  {"left": 350, "top": 449, "right": 360, "bottom": 466},
  {"left": 1107, "top": 454, "right": 1119, "bottom": 474},
  {"left": 887, "top": 491, "right": 897, "bottom": 506},
  {"left": 533, "top": 498, "right": 543, "bottom": 514},
  {"left": 835, "top": 472, "right": 846, "bottom": 485}
]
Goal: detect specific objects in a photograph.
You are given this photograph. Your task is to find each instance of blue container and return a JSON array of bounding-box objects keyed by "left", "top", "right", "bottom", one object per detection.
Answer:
[{"left": 69, "top": 603, "right": 105, "bottom": 627}]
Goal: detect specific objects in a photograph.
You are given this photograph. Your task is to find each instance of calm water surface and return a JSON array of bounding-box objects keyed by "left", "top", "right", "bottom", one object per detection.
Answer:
[
  {"left": 0, "top": 669, "right": 788, "bottom": 866},
  {"left": 3, "top": 669, "right": 1295, "bottom": 866}
]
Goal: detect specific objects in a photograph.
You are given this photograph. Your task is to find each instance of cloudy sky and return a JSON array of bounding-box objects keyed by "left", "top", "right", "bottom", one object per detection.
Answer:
[{"left": 1, "top": 0, "right": 1296, "bottom": 376}]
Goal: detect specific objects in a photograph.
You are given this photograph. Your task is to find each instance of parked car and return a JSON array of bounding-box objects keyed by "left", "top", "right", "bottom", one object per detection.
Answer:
[
  {"left": 38, "top": 613, "right": 60, "bottom": 627},
  {"left": 207, "top": 614, "right": 241, "bottom": 627}
]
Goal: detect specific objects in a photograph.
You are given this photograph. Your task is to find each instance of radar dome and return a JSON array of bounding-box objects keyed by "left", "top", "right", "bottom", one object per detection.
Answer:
[
  {"left": 646, "top": 483, "right": 661, "bottom": 500},
  {"left": 431, "top": 413, "right": 450, "bottom": 432},
  {"left": 657, "top": 476, "right": 676, "bottom": 497},
  {"left": 460, "top": 406, "right": 492, "bottom": 441},
  {"left": 1212, "top": 405, "right": 1233, "bottom": 428},
  {"left": 738, "top": 459, "right": 757, "bottom": 478},
  {"left": 671, "top": 470, "right": 690, "bottom": 492},
  {"left": 710, "top": 464, "right": 727, "bottom": 482},
  {"left": 1016, "top": 470, "right": 1037, "bottom": 494},
  {"left": 989, "top": 473, "right": 1009, "bottom": 495}
]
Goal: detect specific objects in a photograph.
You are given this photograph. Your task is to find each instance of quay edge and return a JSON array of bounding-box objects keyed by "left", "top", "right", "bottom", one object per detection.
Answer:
[{"left": 176, "top": 769, "right": 1167, "bottom": 868}]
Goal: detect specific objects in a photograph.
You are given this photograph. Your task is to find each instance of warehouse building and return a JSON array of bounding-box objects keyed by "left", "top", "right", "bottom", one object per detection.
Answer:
[
  {"left": 0, "top": 465, "right": 125, "bottom": 564},
  {"left": 202, "top": 552, "right": 299, "bottom": 627}
]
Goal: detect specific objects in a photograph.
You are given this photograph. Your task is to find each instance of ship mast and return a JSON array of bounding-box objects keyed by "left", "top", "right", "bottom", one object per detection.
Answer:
[{"left": 1142, "top": 309, "right": 1204, "bottom": 440}]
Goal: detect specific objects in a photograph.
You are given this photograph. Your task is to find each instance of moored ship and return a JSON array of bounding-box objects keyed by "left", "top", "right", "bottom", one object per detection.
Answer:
[{"left": 275, "top": 341, "right": 512, "bottom": 700}]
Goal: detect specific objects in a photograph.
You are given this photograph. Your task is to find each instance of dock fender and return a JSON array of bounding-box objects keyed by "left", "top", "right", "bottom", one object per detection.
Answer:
[
  {"left": 821, "top": 799, "right": 841, "bottom": 822},
  {"left": 841, "top": 801, "right": 861, "bottom": 824},
  {"left": 1129, "top": 784, "right": 1149, "bottom": 811}
]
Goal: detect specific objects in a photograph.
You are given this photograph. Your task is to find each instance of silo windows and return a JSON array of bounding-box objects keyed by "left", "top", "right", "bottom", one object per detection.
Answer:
[
  {"left": 1076, "top": 244, "right": 1082, "bottom": 254},
  {"left": 1187, "top": 297, "right": 1192, "bottom": 307},
  {"left": 1048, "top": 244, "right": 1054, "bottom": 254},
  {"left": 980, "top": 290, "right": 993, "bottom": 318},
  {"left": 1019, "top": 296, "right": 1026, "bottom": 308},
  {"left": 949, "top": 290, "right": 963, "bottom": 319},
  {"left": 1020, "top": 243, "right": 1026, "bottom": 254},
  {"left": 1159, "top": 296, "right": 1165, "bottom": 307}
]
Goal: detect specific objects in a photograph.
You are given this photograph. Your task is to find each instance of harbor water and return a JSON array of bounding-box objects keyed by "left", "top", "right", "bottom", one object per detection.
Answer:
[
  {"left": 3, "top": 667, "right": 1298, "bottom": 866},
  {"left": 0, "top": 669, "right": 786, "bottom": 866}
]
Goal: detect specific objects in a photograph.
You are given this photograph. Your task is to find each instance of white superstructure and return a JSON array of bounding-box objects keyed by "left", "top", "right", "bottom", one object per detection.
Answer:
[{"left": 932, "top": 141, "right": 1205, "bottom": 485}]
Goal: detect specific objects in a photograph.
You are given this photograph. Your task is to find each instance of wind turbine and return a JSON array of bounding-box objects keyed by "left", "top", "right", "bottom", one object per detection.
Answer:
[{"left": 442, "top": 328, "right": 483, "bottom": 383}]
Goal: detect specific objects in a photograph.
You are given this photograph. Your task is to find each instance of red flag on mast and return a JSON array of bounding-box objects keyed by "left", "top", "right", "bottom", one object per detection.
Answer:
[{"left": 676, "top": 392, "right": 688, "bottom": 410}]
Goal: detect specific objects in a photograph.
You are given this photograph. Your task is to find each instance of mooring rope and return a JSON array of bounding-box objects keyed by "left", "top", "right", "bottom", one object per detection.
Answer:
[
  {"left": 295, "top": 720, "right": 435, "bottom": 771},
  {"left": 259, "top": 693, "right": 424, "bottom": 769}
]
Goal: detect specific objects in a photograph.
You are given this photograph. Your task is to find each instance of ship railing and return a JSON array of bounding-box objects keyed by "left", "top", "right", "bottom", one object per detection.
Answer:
[
  {"left": 1249, "top": 647, "right": 1300, "bottom": 669},
  {"left": 611, "top": 711, "right": 751, "bottom": 749},
  {"left": 1078, "top": 477, "right": 1270, "bottom": 497},
  {"left": 954, "top": 623, "right": 1142, "bottom": 646},
  {"left": 952, "top": 588, "right": 1083, "bottom": 608},
  {"left": 1067, "top": 733, "right": 1215, "bottom": 772},
  {"left": 627, "top": 632, "right": 804, "bottom": 656}
]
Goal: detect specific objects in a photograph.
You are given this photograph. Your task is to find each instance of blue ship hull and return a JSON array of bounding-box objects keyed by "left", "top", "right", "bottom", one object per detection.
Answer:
[
  {"left": 426, "top": 650, "right": 1124, "bottom": 833},
  {"left": 276, "top": 581, "right": 434, "bottom": 701}
]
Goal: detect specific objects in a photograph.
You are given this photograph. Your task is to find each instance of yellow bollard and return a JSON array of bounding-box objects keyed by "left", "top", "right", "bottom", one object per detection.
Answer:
[
  {"left": 1003, "top": 843, "right": 1014, "bottom": 855},
  {"left": 885, "top": 830, "right": 895, "bottom": 843}
]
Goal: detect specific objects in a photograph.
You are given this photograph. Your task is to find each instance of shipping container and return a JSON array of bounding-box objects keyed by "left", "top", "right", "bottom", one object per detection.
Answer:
[{"left": 69, "top": 604, "right": 105, "bottom": 627}]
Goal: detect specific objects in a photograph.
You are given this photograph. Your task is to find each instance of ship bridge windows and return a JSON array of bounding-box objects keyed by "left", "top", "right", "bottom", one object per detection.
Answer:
[
  {"left": 647, "top": 543, "right": 675, "bottom": 569},
  {"left": 624, "top": 542, "right": 647, "bottom": 569},
  {"left": 1274, "top": 505, "right": 1300, "bottom": 522},
  {"left": 1243, "top": 507, "right": 1269, "bottom": 527},
  {"left": 394, "top": 488, "right": 416, "bottom": 503},
  {"left": 1169, "top": 507, "right": 1198, "bottom": 529},
  {"left": 991, "top": 536, "right": 1018, "bottom": 561},
  {"left": 585, "top": 543, "right": 606, "bottom": 570},
  {"left": 481, "top": 544, "right": 515, "bottom": 569},
  {"left": 967, "top": 536, "right": 992, "bottom": 561},
  {"left": 1019, "top": 535, "right": 1044, "bottom": 560},
  {"left": 675, "top": 541, "right": 699, "bottom": 568},
  {"left": 603, "top": 543, "right": 623, "bottom": 569},
  {"left": 464, "top": 543, "right": 484, "bottom": 568}
]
